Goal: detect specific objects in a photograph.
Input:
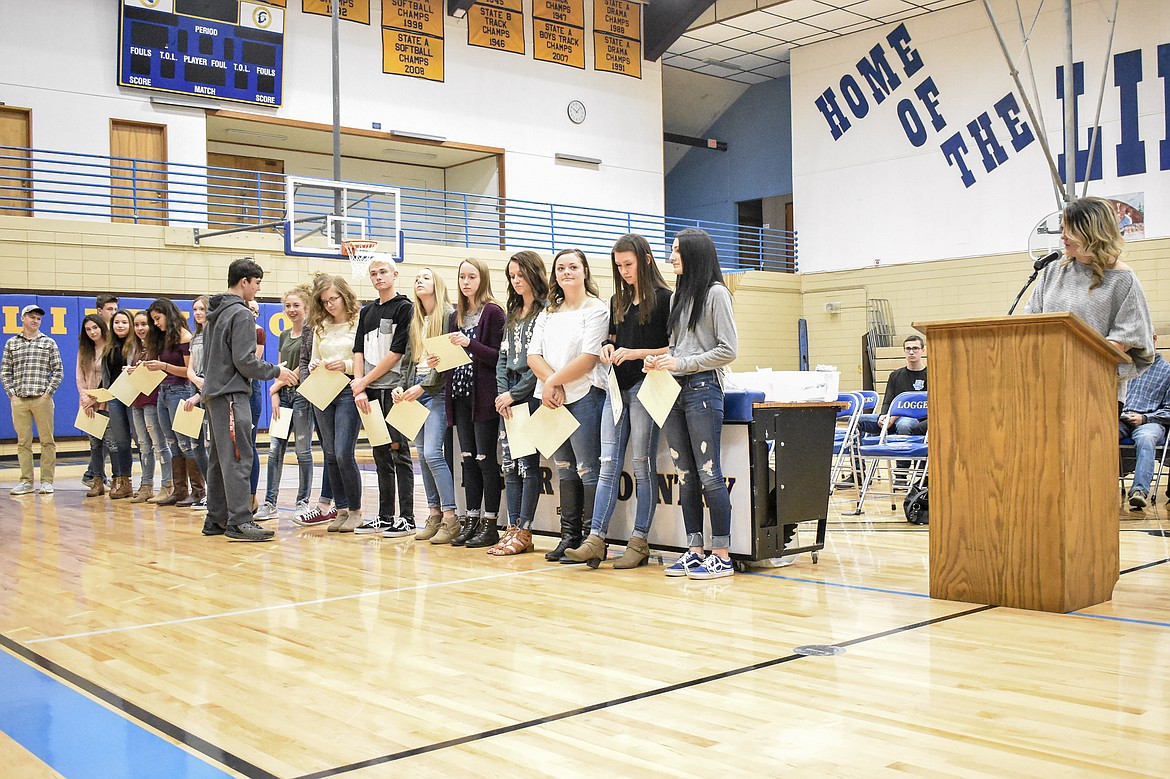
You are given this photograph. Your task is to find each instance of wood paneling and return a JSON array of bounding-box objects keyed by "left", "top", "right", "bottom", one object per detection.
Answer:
[
  {"left": 0, "top": 106, "right": 32, "bottom": 216},
  {"left": 109, "top": 120, "right": 167, "bottom": 225},
  {"left": 206, "top": 152, "right": 285, "bottom": 232}
]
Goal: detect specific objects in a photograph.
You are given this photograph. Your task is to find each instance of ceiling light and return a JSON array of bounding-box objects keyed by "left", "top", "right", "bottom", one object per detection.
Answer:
[
  {"left": 223, "top": 128, "right": 289, "bottom": 141},
  {"left": 390, "top": 130, "right": 446, "bottom": 143}
]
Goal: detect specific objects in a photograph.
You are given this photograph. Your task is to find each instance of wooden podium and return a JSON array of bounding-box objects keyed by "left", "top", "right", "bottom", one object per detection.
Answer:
[{"left": 914, "top": 314, "right": 1129, "bottom": 613}]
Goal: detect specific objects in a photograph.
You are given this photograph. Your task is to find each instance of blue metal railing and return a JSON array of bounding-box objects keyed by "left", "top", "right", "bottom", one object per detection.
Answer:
[{"left": 0, "top": 145, "right": 797, "bottom": 271}]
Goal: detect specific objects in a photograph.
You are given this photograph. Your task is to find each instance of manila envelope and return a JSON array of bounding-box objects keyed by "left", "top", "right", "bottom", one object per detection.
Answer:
[
  {"left": 530, "top": 403, "right": 580, "bottom": 459},
  {"left": 422, "top": 333, "right": 472, "bottom": 371},
  {"left": 74, "top": 407, "right": 109, "bottom": 438},
  {"left": 108, "top": 371, "right": 141, "bottom": 406},
  {"left": 386, "top": 399, "right": 430, "bottom": 441},
  {"left": 297, "top": 366, "right": 350, "bottom": 411},
  {"left": 171, "top": 403, "right": 205, "bottom": 439},
  {"left": 358, "top": 398, "right": 393, "bottom": 447},
  {"left": 127, "top": 365, "right": 166, "bottom": 395},
  {"left": 503, "top": 402, "right": 537, "bottom": 458},
  {"left": 637, "top": 369, "right": 681, "bottom": 428},
  {"left": 268, "top": 406, "right": 294, "bottom": 440}
]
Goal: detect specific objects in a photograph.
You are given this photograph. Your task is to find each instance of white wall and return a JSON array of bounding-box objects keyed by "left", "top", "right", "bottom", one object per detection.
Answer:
[
  {"left": 0, "top": 0, "right": 663, "bottom": 216},
  {"left": 791, "top": 0, "right": 1170, "bottom": 272}
]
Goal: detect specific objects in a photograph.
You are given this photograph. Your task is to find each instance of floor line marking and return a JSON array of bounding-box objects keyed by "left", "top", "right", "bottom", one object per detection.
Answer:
[
  {"left": 290, "top": 603, "right": 996, "bottom": 779},
  {"left": 1067, "top": 612, "right": 1170, "bottom": 629},
  {"left": 27, "top": 566, "right": 561, "bottom": 644},
  {"left": 743, "top": 570, "right": 930, "bottom": 598}
]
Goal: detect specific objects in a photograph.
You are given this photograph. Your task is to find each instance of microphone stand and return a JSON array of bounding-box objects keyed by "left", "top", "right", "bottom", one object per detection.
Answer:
[{"left": 1007, "top": 268, "right": 1042, "bottom": 315}]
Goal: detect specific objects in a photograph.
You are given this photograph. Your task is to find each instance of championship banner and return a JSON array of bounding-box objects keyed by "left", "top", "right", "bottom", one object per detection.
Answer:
[
  {"left": 261, "top": 0, "right": 286, "bottom": 6},
  {"left": 593, "top": 0, "right": 640, "bottom": 78},
  {"left": 382, "top": 0, "right": 443, "bottom": 81},
  {"left": 533, "top": 0, "right": 584, "bottom": 69},
  {"left": 303, "top": 0, "right": 370, "bottom": 24},
  {"left": 468, "top": 0, "right": 524, "bottom": 55}
]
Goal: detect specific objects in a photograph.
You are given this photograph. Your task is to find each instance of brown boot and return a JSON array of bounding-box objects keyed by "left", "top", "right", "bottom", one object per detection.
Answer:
[
  {"left": 109, "top": 476, "right": 133, "bottom": 499},
  {"left": 86, "top": 478, "right": 106, "bottom": 498},
  {"left": 176, "top": 458, "right": 198, "bottom": 507},
  {"left": 157, "top": 457, "right": 188, "bottom": 506},
  {"left": 564, "top": 533, "right": 607, "bottom": 566},
  {"left": 130, "top": 484, "right": 154, "bottom": 504},
  {"left": 613, "top": 536, "right": 651, "bottom": 569},
  {"left": 185, "top": 462, "right": 206, "bottom": 507},
  {"left": 430, "top": 513, "right": 462, "bottom": 544},
  {"left": 148, "top": 484, "right": 172, "bottom": 504}
]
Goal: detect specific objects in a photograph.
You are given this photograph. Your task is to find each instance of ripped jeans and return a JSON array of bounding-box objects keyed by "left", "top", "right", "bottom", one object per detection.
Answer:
[
  {"left": 550, "top": 386, "right": 605, "bottom": 493},
  {"left": 500, "top": 391, "right": 541, "bottom": 529},
  {"left": 590, "top": 380, "right": 659, "bottom": 539},
  {"left": 662, "top": 371, "right": 731, "bottom": 550},
  {"left": 452, "top": 395, "right": 502, "bottom": 517}
]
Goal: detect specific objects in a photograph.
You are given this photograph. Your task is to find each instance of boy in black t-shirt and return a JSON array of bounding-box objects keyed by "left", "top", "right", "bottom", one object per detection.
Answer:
[{"left": 351, "top": 258, "right": 416, "bottom": 537}]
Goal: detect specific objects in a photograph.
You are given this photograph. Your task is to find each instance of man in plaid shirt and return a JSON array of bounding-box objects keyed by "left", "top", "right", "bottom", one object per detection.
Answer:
[
  {"left": 2, "top": 304, "right": 63, "bottom": 495},
  {"left": 1120, "top": 334, "right": 1170, "bottom": 510}
]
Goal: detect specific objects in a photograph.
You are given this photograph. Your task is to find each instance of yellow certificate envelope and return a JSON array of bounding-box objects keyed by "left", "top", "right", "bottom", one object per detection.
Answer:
[
  {"left": 85, "top": 388, "right": 116, "bottom": 402},
  {"left": 359, "top": 398, "right": 393, "bottom": 447},
  {"left": 268, "top": 406, "right": 294, "bottom": 440},
  {"left": 386, "top": 399, "right": 429, "bottom": 441},
  {"left": 171, "top": 403, "right": 205, "bottom": 439},
  {"left": 637, "top": 369, "right": 681, "bottom": 428},
  {"left": 531, "top": 403, "right": 580, "bottom": 459},
  {"left": 127, "top": 365, "right": 166, "bottom": 395},
  {"left": 109, "top": 371, "right": 141, "bottom": 406},
  {"left": 74, "top": 408, "right": 109, "bottom": 438},
  {"left": 422, "top": 333, "right": 472, "bottom": 371},
  {"left": 297, "top": 366, "right": 350, "bottom": 411},
  {"left": 503, "top": 402, "right": 536, "bottom": 458}
]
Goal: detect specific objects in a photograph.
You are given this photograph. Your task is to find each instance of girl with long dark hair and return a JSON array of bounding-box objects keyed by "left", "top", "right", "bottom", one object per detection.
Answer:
[
  {"left": 100, "top": 309, "right": 136, "bottom": 499},
  {"left": 77, "top": 314, "right": 109, "bottom": 498},
  {"left": 143, "top": 298, "right": 202, "bottom": 507},
  {"left": 127, "top": 310, "right": 171, "bottom": 503}
]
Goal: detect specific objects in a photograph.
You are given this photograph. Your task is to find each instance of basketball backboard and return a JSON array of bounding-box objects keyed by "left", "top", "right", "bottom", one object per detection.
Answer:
[{"left": 283, "top": 176, "right": 403, "bottom": 262}]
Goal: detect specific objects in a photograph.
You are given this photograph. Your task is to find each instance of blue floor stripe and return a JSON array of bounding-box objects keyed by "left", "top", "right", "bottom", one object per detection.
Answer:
[
  {"left": 1066, "top": 612, "right": 1170, "bottom": 629},
  {"left": 744, "top": 571, "right": 930, "bottom": 598},
  {"left": 0, "top": 649, "right": 231, "bottom": 779}
]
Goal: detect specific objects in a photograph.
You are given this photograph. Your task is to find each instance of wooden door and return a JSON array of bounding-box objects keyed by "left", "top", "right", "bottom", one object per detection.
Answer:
[
  {"left": 0, "top": 107, "right": 32, "bottom": 216},
  {"left": 110, "top": 120, "right": 167, "bottom": 225},
  {"left": 207, "top": 152, "right": 284, "bottom": 231}
]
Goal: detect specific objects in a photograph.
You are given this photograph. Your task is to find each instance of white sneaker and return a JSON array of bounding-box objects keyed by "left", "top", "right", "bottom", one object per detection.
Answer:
[
  {"left": 294, "top": 499, "right": 310, "bottom": 515},
  {"left": 10, "top": 481, "right": 34, "bottom": 496},
  {"left": 38, "top": 483, "right": 54, "bottom": 495},
  {"left": 254, "top": 502, "right": 279, "bottom": 521}
]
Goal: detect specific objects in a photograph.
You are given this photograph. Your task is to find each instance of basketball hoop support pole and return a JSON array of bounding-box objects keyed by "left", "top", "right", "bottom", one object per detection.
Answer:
[{"left": 331, "top": 0, "right": 343, "bottom": 243}]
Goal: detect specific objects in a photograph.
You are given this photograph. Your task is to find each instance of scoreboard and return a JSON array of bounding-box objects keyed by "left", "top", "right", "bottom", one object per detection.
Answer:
[{"left": 118, "top": 0, "right": 285, "bottom": 106}]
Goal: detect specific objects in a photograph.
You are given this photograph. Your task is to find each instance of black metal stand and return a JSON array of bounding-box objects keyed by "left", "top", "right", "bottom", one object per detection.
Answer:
[{"left": 1007, "top": 268, "right": 1042, "bottom": 315}]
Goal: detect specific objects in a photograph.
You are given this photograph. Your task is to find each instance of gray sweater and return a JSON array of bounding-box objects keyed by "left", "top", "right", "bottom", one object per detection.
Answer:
[
  {"left": 1024, "top": 259, "right": 1154, "bottom": 378},
  {"left": 203, "top": 293, "right": 281, "bottom": 399},
  {"left": 668, "top": 283, "right": 738, "bottom": 376}
]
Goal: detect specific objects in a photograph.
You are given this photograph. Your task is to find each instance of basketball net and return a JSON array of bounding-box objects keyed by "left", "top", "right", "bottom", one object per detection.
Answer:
[{"left": 341, "top": 240, "right": 379, "bottom": 280}]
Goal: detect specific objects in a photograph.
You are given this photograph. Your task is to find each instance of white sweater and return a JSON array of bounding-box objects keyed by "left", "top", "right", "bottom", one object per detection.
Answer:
[{"left": 529, "top": 297, "right": 608, "bottom": 404}]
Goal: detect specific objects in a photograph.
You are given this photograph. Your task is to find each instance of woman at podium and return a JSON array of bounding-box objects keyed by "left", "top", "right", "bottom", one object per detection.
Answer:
[{"left": 1024, "top": 196, "right": 1154, "bottom": 383}]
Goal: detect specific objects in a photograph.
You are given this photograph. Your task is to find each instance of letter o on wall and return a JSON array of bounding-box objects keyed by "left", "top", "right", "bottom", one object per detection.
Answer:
[
  {"left": 897, "top": 97, "right": 927, "bottom": 148},
  {"left": 840, "top": 74, "right": 869, "bottom": 120}
]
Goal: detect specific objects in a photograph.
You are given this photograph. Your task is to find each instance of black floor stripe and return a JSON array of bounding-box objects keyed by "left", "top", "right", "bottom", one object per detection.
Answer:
[
  {"left": 1121, "top": 555, "right": 1170, "bottom": 575},
  {"left": 292, "top": 604, "right": 997, "bottom": 779},
  {"left": 0, "top": 632, "right": 277, "bottom": 779}
]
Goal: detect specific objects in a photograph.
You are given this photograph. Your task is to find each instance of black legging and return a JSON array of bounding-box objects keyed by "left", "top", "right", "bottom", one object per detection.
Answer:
[{"left": 452, "top": 395, "right": 502, "bottom": 516}]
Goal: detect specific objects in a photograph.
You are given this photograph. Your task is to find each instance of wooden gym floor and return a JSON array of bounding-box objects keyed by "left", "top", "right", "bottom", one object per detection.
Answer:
[{"left": 2, "top": 456, "right": 1170, "bottom": 778}]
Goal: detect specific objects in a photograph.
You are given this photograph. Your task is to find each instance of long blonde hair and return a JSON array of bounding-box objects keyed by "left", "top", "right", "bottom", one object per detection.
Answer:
[
  {"left": 409, "top": 267, "right": 451, "bottom": 358},
  {"left": 1062, "top": 196, "right": 1126, "bottom": 290},
  {"left": 308, "top": 273, "right": 360, "bottom": 337},
  {"left": 456, "top": 258, "right": 500, "bottom": 327}
]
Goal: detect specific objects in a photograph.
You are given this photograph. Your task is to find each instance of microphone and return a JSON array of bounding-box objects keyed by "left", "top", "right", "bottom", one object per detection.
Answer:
[
  {"left": 1032, "top": 250, "right": 1062, "bottom": 271},
  {"left": 1009, "top": 251, "right": 1062, "bottom": 315}
]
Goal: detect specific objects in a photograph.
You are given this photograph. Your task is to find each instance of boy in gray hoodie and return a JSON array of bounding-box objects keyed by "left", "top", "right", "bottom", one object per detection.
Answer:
[{"left": 201, "top": 258, "right": 298, "bottom": 541}]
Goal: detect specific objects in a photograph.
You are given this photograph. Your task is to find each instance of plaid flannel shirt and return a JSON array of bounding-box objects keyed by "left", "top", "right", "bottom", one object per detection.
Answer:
[{"left": 2, "top": 332, "right": 64, "bottom": 398}]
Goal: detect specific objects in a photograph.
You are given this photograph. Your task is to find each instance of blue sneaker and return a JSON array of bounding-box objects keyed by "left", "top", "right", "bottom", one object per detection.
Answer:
[
  {"left": 664, "top": 550, "right": 705, "bottom": 577},
  {"left": 687, "top": 553, "right": 735, "bottom": 580}
]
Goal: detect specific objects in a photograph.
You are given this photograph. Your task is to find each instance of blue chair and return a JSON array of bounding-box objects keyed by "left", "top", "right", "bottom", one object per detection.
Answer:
[
  {"left": 829, "top": 392, "right": 864, "bottom": 493},
  {"left": 849, "top": 391, "right": 928, "bottom": 515}
]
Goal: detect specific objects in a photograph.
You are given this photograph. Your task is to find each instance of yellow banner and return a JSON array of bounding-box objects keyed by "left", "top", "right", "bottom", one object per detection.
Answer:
[
  {"left": 594, "top": 31, "right": 640, "bottom": 78},
  {"left": 593, "top": 0, "right": 638, "bottom": 40},
  {"left": 533, "top": 0, "right": 583, "bottom": 28},
  {"left": 475, "top": 0, "right": 521, "bottom": 9},
  {"left": 382, "top": 27, "right": 444, "bottom": 81},
  {"left": 302, "top": 0, "right": 370, "bottom": 24},
  {"left": 382, "top": 0, "right": 443, "bottom": 37},
  {"left": 534, "top": 19, "right": 584, "bottom": 68},
  {"left": 468, "top": 3, "right": 525, "bottom": 54}
]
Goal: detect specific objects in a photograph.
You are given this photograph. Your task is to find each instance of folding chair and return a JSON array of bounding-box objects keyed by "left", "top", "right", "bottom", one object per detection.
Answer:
[
  {"left": 849, "top": 391, "right": 928, "bottom": 515},
  {"left": 829, "top": 392, "right": 864, "bottom": 493},
  {"left": 1120, "top": 427, "right": 1170, "bottom": 504}
]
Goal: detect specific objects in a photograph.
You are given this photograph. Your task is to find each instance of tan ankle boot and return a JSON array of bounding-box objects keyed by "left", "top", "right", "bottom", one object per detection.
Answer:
[
  {"left": 415, "top": 514, "right": 443, "bottom": 540},
  {"left": 86, "top": 479, "right": 106, "bottom": 498},
  {"left": 148, "top": 484, "right": 173, "bottom": 504},
  {"left": 613, "top": 536, "right": 651, "bottom": 569},
  {"left": 131, "top": 484, "right": 154, "bottom": 504},
  {"left": 110, "top": 476, "right": 133, "bottom": 499},
  {"left": 430, "top": 513, "right": 461, "bottom": 544},
  {"left": 564, "top": 533, "right": 607, "bottom": 565}
]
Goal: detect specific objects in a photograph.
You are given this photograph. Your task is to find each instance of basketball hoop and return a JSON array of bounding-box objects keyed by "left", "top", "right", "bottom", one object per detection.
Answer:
[{"left": 341, "top": 240, "right": 379, "bottom": 280}]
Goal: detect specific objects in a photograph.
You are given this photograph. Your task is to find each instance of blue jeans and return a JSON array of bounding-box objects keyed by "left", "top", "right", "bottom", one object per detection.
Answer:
[
  {"left": 1122, "top": 420, "right": 1167, "bottom": 494},
  {"left": 314, "top": 385, "right": 362, "bottom": 512},
  {"left": 551, "top": 386, "right": 605, "bottom": 488},
  {"left": 130, "top": 403, "right": 171, "bottom": 487},
  {"left": 264, "top": 391, "right": 315, "bottom": 506},
  {"left": 104, "top": 398, "right": 134, "bottom": 478},
  {"left": 86, "top": 434, "right": 106, "bottom": 482},
  {"left": 859, "top": 413, "right": 927, "bottom": 436},
  {"left": 662, "top": 371, "right": 732, "bottom": 550},
  {"left": 157, "top": 383, "right": 200, "bottom": 459},
  {"left": 416, "top": 392, "right": 455, "bottom": 512},
  {"left": 591, "top": 380, "right": 659, "bottom": 538},
  {"left": 500, "top": 392, "right": 541, "bottom": 530}
]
